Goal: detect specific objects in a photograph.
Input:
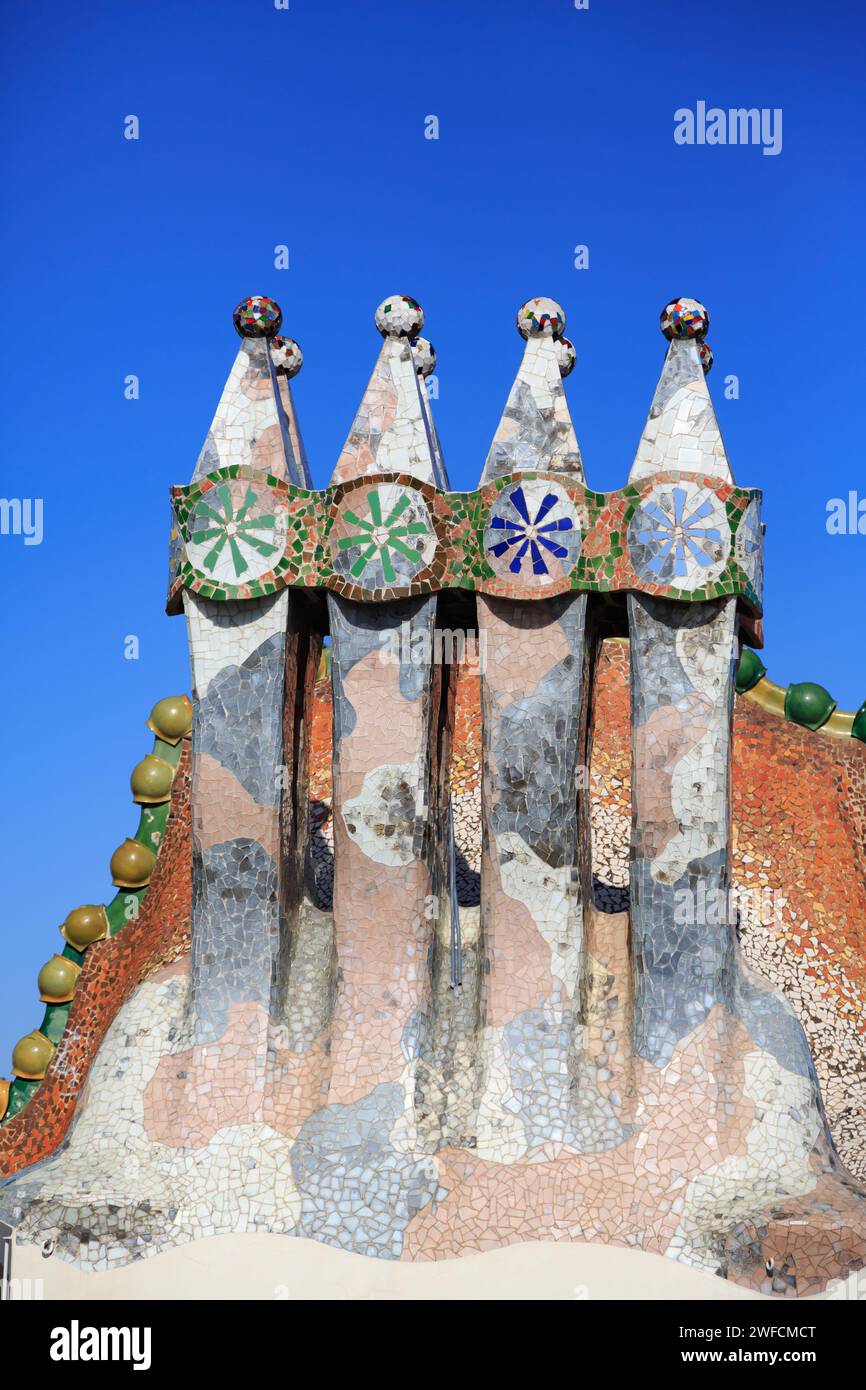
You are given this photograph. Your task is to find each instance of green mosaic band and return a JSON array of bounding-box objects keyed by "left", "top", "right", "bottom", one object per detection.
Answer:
[{"left": 167, "top": 466, "right": 764, "bottom": 616}]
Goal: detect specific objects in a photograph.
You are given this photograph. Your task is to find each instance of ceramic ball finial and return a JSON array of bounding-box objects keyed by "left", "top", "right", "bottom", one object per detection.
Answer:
[
  {"left": 233, "top": 295, "right": 283, "bottom": 339},
  {"left": 517, "top": 297, "right": 566, "bottom": 340},
  {"left": 374, "top": 295, "right": 424, "bottom": 338},
  {"left": 554, "top": 336, "right": 576, "bottom": 378},
  {"left": 660, "top": 297, "right": 709, "bottom": 341},
  {"left": 270, "top": 336, "right": 303, "bottom": 377},
  {"left": 411, "top": 336, "right": 437, "bottom": 377},
  {"left": 697, "top": 340, "right": 713, "bottom": 374}
]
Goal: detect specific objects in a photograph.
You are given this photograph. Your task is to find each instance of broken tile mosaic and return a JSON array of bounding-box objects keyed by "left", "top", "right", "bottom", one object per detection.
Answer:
[{"left": 2, "top": 292, "right": 864, "bottom": 1301}]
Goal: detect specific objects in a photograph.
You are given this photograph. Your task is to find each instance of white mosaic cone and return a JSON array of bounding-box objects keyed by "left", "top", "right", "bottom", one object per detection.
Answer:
[
  {"left": 628, "top": 298, "right": 732, "bottom": 486},
  {"left": 192, "top": 303, "right": 311, "bottom": 488},
  {"left": 325, "top": 296, "right": 451, "bottom": 1167},
  {"left": 331, "top": 295, "right": 438, "bottom": 485},
  {"left": 475, "top": 299, "right": 593, "bottom": 1159},
  {"left": 481, "top": 297, "right": 583, "bottom": 485}
]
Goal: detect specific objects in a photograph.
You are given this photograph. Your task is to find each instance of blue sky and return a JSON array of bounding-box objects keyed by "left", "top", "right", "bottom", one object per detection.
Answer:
[{"left": 0, "top": 0, "right": 864, "bottom": 1049}]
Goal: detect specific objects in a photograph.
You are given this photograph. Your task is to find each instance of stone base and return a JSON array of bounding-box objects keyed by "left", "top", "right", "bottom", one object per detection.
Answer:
[
  {"left": 12, "top": 1231, "right": 864, "bottom": 1302},
  {"left": 4, "top": 919, "right": 866, "bottom": 1298}
]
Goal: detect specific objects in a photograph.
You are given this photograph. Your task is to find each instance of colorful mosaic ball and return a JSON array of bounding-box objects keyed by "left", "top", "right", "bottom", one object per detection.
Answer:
[
  {"left": 698, "top": 340, "right": 713, "bottom": 375},
  {"left": 375, "top": 295, "right": 424, "bottom": 338},
  {"left": 270, "top": 335, "right": 303, "bottom": 377},
  {"left": 411, "top": 336, "right": 437, "bottom": 377},
  {"left": 554, "top": 336, "right": 576, "bottom": 379},
  {"left": 233, "top": 295, "right": 283, "bottom": 339},
  {"left": 660, "top": 297, "right": 709, "bottom": 341},
  {"left": 517, "top": 297, "right": 566, "bottom": 340}
]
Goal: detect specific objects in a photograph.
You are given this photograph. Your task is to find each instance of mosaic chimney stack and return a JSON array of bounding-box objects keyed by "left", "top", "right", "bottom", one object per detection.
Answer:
[
  {"left": 626, "top": 297, "right": 741, "bottom": 1064},
  {"left": 2, "top": 290, "right": 866, "bottom": 1296},
  {"left": 325, "top": 296, "right": 454, "bottom": 1140},
  {"left": 620, "top": 303, "right": 865, "bottom": 1275},
  {"left": 473, "top": 301, "right": 596, "bottom": 1157},
  {"left": 176, "top": 295, "right": 322, "bottom": 1112}
]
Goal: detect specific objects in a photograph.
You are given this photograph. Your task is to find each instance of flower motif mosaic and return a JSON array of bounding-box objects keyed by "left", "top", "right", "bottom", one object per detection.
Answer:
[
  {"left": 627, "top": 482, "right": 731, "bottom": 588},
  {"left": 735, "top": 496, "right": 764, "bottom": 600},
  {"left": 170, "top": 467, "right": 760, "bottom": 613},
  {"left": 185, "top": 479, "right": 288, "bottom": 585},
  {"left": 329, "top": 481, "right": 437, "bottom": 588},
  {"left": 168, "top": 504, "right": 185, "bottom": 590},
  {"left": 483, "top": 478, "right": 583, "bottom": 585}
]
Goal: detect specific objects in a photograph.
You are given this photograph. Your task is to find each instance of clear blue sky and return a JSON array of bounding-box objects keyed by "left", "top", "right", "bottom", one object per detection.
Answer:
[{"left": 1, "top": 0, "right": 864, "bottom": 1051}]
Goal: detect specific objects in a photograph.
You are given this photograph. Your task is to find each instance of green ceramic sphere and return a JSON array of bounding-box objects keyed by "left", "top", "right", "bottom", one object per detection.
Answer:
[
  {"left": 784, "top": 681, "right": 837, "bottom": 731},
  {"left": 147, "top": 694, "right": 192, "bottom": 744},
  {"left": 61, "top": 904, "right": 108, "bottom": 950},
  {"left": 12, "top": 1031, "right": 54, "bottom": 1080},
  {"left": 38, "top": 954, "right": 81, "bottom": 1002},
  {"left": 110, "top": 838, "right": 156, "bottom": 888},
  {"left": 130, "top": 754, "right": 174, "bottom": 803},
  {"left": 736, "top": 647, "right": 767, "bottom": 694}
]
